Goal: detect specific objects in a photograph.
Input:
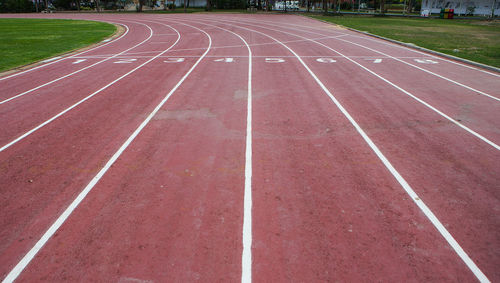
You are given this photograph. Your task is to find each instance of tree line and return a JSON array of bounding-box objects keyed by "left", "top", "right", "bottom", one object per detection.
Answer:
[{"left": 0, "top": 0, "right": 420, "bottom": 13}]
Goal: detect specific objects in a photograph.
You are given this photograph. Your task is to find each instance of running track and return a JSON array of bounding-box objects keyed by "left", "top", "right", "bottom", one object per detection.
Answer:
[{"left": 0, "top": 13, "right": 499, "bottom": 282}]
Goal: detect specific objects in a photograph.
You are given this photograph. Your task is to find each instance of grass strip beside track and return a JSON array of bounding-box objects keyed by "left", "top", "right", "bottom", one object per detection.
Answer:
[
  {"left": 0, "top": 18, "right": 116, "bottom": 72},
  {"left": 309, "top": 15, "right": 500, "bottom": 68}
]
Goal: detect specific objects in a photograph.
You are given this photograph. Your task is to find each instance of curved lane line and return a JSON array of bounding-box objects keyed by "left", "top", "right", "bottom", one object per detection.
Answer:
[
  {"left": 200, "top": 18, "right": 491, "bottom": 283},
  {"left": 1, "top": 21, "right": 212, "bottom": 283},
  {"left": 0, "top": 22, "right": 178, "bottom": 153},
  {"left": 228, "top": 16, "right": 500, "bottom": 78},
  {"left": 0, "top": 21, "right": 154, "bottom": 105},
  {"left": 0, "top": 22, "right": 130, "bottom": 82},
  {"left": 201, "top": 17, "right": 500, "bottom": 151},
  {"left": 229, "top": 18, "right": 499, "bottom": 102},
  {"left": 161, "top": 18, "right": 254, "bottom": 283}
]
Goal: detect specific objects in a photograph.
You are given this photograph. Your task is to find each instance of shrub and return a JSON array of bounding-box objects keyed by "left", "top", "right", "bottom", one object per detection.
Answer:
[
  {"left": 339, "top": 1, "right": 352, "bottom": 10},
  {"left": 0, "top": 0, "right": 34, "bottom": 12}
]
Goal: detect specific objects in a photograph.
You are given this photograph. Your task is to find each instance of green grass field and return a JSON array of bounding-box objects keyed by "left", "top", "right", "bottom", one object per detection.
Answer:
[
  {"left": 310, "top": 15, "right": 500, "bottom": 68},
  {"left": 0, "top": 19, "right": 116, "bottom": 72}
]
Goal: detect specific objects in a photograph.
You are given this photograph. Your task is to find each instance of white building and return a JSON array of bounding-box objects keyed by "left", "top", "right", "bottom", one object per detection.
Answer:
[{"left": 421, "top": 0, "right": 500, "bottom": 16}]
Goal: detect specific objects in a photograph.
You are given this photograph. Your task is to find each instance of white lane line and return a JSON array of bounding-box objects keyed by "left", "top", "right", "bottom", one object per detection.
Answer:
[
  {"left": 347, "top": 33, "right": 500, "bottom": 77},
  {"left": 153, "top": 33, "right": 180, "bottom": 36},
  {"left": 230, "top": 16, "right": 500, "bottom": 78},
  {"left": 1, "top": 23, "right": 211, "bottom": 283},
  {"left": 71, "top": 55, "right": 429, "bottom": 60},
  {"left": 211, "top": 18, "right": 500, "bottom": 151},
  {"left": 205, "top": 19, "right": 491, "bottom": 283},
  {"left": 0, "top": 23, "right": 180, "bottom": 153},
  {"left": 315, "top": 34, "right": 500, "bottom": 102},
  {"left": 242, "top": 40, "right": 253, "bottom": 283},
  {"left": 40, "top": 57, "right": 62, "bottom": 63},
  {"left": 225, "top": 17, "right": 500, "bottom": 101},
  {"left": 109, "top": 34, "right": 347, "bottom": 56},
  {"left": 163, "top": 18, "right": 254, "bottom": 283},
  {"left": 0, "top": 21, "right": 154, "bottom": 105},
  {"left": 0, "top": 23, "right": 130, "bottom": 82}
]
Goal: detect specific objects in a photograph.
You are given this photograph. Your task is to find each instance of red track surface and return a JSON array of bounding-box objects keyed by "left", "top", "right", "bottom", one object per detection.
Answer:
[{"left": 0, "top": 13, "right": 499, "bottom": 282}]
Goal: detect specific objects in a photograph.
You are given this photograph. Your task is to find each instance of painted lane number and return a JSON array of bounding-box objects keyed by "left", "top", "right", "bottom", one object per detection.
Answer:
[
  {"left": 265, "top": 58, "right": 285, "bottom": 63},
  {"left": 114, "top": 59, "right": 137, "bottom": 64},
  {"left": 72, "top": 59, "right": 87, "bottom": 64},
  {"left": 316, "top": 58, "right": 337, "bottom": 63},
  {"left": 214, "top": 58, "right": 234, "bottom": 63},
  {"left": 164, "top": 58, "right": 185, "bottom": 63},
  {"left": 414, "top": 59, "right": 438, "bottom": 64}
]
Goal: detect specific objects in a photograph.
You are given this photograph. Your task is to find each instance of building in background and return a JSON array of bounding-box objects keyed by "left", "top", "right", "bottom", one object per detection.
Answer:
[{"left": 421, "top": 0, "right": 499, "bottom": 16}]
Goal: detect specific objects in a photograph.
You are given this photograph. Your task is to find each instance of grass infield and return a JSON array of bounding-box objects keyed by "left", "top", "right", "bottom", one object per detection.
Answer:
[
  {"left": 310, "top": 16, "right": 500, "bottom": 68},
  {"left": 0, "top": 18, "right": 116, "bottom": 72}
]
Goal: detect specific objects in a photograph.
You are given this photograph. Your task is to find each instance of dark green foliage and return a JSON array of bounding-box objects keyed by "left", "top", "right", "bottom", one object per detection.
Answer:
[
  {"left": 340, "top": 1, "right": 351, "bottom": 10},
  {"left": 52, "top": 0, "right": 72, "bottom": 9},
  {"left": 0, "top": 0, "right": 34, "bottom": 12},
  {"left": 214, "top": 0, "right": 246, "bottom": 9}
]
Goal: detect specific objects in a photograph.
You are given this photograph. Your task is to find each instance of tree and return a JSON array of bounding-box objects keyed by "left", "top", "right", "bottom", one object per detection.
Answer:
[
  {"left": 0, "top": 0, "right": 34, "bottom": 12},
  {"left": 137, "top": 0, "right": 146, "bottom": 11}
]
